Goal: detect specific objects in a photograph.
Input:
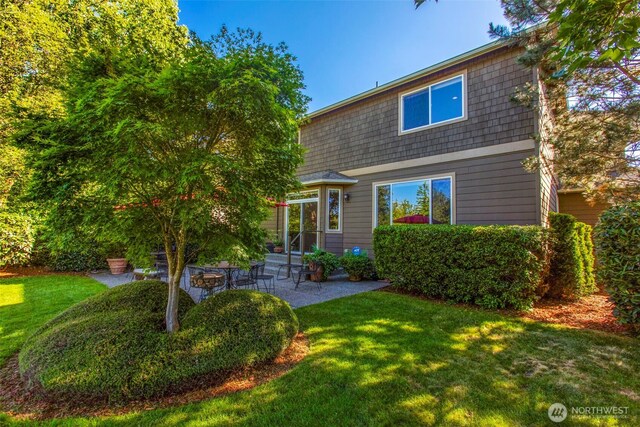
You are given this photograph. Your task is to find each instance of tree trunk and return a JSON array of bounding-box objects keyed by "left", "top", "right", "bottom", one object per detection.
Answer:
[{"left": 164, "top": 232, "right": 187, "bottom": 333}]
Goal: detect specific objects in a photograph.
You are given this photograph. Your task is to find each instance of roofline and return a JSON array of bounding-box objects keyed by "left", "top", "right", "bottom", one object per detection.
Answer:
[
  {"left": 306, "top": 38, "right": 507, "bottom": 120},
  {"left": 300, "top": 178, "right": 359, "bottom": 186}
]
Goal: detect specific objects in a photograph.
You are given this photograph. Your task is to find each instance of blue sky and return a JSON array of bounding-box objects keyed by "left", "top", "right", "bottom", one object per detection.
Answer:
[{"left": 178, "top": 0, "right": 508, "bottom": 112}]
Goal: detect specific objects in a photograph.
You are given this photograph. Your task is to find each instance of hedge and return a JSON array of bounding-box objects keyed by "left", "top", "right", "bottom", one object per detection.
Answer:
[
  {"left": 19, "top": 282, "right": 298, "bottom": 401},
  {"left": 594, "top": 202, "right": 640, "bottom": 331},
  {"left": 0, "top": 212, "right": 34, "bottom": 268},
  {"left": 547, "top": 212, "right": 597, "bottom": 299},
  {"left": 373, "top": 225, "right": 549, "bottom": 310}
]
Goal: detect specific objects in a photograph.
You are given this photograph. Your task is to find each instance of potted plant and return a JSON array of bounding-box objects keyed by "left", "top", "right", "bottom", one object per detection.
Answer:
[
  {"left": 273, "top": 236, "right": 285, "bottom": 253},
  {"left": 104, "top": 242, "right": 128, "bottom": 275},
  {"left": 303, "top": 245, "right": 340, "bottom": 282},
  {"left": 340, "top": 250, "right": 375, "bottom": 282}
]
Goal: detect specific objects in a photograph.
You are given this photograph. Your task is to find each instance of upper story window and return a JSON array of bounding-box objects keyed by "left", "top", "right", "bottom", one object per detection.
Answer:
[{"left": 400, "top": 74, "right": 465, "bottom": 134}]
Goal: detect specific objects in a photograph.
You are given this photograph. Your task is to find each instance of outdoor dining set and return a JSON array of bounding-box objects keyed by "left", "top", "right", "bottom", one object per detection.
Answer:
[{"left": 132, "top": 260, "right": 305, "bottom": 302}]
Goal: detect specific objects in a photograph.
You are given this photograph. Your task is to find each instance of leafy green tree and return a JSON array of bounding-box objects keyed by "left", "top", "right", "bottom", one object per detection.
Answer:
[
  {"left": 1, "top": 0, "right": 189, "bottom": 261},
  {"left": 21, "top": 29, "right": 307, "bottom": 332}
]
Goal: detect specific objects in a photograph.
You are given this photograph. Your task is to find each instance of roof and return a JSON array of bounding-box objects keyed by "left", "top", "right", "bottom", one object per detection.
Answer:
[
  {"left": 306, "top": 38, "right": 507, "bottom": 120},
  {"left": 299, "top": 170, "right": 358, "bottom": 186}
]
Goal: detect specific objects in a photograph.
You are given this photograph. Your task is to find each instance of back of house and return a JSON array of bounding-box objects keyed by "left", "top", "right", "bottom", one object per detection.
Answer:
[{"left": 265, "top": 40, "right": 560, "bottom": 256}]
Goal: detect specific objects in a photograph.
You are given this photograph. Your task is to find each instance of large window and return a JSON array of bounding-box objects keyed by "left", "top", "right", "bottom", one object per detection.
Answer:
[
  {"left": 374, "top": 176, "right": 453, "bottom": 227},
  {"left": 327, "top": 188, "right": 341, "bottom": 232},
  {"left": 400, "top": 74, "right": 465, "bottom": 133}
]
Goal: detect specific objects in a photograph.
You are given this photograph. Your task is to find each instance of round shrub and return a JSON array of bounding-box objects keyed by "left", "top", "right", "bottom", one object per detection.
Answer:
[
  {"left": 594, "top": 202, "right": 640, "bottom": 331},
  {"left": 179, "top": 290, "right": 299, "bottom": 373},
  {"left": 19, "top": 283, "right": 298, "bottom": 401},
  {"left": 340, "top": 251, "right": 375, "bottom": 281}
]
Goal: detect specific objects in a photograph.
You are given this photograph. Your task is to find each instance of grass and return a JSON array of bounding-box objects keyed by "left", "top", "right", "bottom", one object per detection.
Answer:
[
  {"left": 1, "top": 277, "right": 639, "bottom": 426},
  {"left": 0, "top": 275, "right": 106, "bottom": 366}
]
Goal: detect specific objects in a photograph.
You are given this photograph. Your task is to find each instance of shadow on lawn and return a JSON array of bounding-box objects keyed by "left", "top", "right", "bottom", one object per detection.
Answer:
[{"left": 74, "top": 292, "right": 640, "bottom": 427}]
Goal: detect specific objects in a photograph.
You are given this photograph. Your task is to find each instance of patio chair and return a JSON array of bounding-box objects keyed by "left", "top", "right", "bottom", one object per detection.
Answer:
[
  {"left": 255, "top": 262, "right": 275, "bottom": 293},
  {"left": 189, "top": 267, "right": 225, "bottom": 302},
  {"left": 276, "top": 262, "right": 304, "bottom": 281},
  {"left": 291, "top": 263, "right": 322, "bottom": 291},
  {"left": 232, "top": 264, "right": 259, "bottom": 290}
]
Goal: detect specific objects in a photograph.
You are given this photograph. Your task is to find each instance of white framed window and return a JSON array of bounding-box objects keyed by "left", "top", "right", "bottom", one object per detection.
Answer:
[
  {"left": 373, "top": 175, "right": 454, "bottom": 228},
  {"left": 286, "top": 189, "right": 319, "bottom": 202},
  {"left": 399, "top": 73, "right": 466, "bottom": 134},
  {"left": 326, "top": 188, "right": 342, "bottom": 232}
]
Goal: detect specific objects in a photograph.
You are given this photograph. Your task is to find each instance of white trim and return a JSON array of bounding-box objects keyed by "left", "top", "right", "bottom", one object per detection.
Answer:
[
  {"left": 340, "top": 139, "right": 535, "bottom": 177},
  {"left": 284, "top": 191, "right": 320, "bottom": 254},
  {"left": 301, "top": 178, "right": 358, "bottom": 186},
  {"left": 398, "top": 72, "right": 467, "bottom": 135},
  {"left": 371, "top": 173, "right": 456, "bottom": 231},
  {"left": 307, "top": 39, "right": 505, "bottom": 119},
  {"left": 326, "top": 188, "right": 342, "bottom": 233}
]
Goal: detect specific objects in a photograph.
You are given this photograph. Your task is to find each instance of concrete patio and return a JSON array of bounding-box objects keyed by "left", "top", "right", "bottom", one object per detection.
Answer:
[{"left": 90, "top": 270, "right": 387, "bottom": 309}]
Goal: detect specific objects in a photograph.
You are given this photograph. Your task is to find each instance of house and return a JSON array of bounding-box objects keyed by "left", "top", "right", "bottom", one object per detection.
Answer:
[{"left": 265, "top": 39, "right": 566, "bottom": 255}]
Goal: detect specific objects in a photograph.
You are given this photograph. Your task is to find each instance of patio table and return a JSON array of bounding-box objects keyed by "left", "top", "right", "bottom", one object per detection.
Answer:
[
  {"left": 133, "top": 268, "right": 160, "bottom": 281},
  {"left": 203, "top": 262, "right": 258, "bottom": 289}
]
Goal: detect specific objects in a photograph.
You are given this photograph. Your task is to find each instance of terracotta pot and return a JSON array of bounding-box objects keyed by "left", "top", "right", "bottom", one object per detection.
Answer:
[
  {"left": 309, "top": 262, "right": 324, "bottom": 282},
  {"left": 106, "top": 258, "right": 128, "bottom": 275},
  {"left": 348, "top": 274, "right": 362, "bottom": 282},
  {"left": 274, "top": 246, "right": 284, "bottom": 253}
]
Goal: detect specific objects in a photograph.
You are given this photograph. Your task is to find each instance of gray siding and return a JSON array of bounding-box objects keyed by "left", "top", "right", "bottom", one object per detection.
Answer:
[
  {"left": 299, "top": 46, "right": 534, "bottom": 175},
  {"left": 342, "top": 150, "right": 537, "bottom": 253},
  {"left": 325, "top": 233, "right": 344, "bottom": 256}
]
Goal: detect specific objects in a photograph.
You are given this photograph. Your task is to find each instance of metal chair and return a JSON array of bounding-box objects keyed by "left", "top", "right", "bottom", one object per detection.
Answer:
[
  {"left": 276, "top": 263, "right": 304, "bottom": 280},
  {"left": 233, "top": 264, "right": 260, "bottom": 290},
  {"left": 189, "top": 268, "right": 225, "bottom": 302},
  {"left": 255, "top": 262, "right": 275, "bottom": 293},
  {"left": 291, "top": 263, "right": 322, "bottom": 291}
]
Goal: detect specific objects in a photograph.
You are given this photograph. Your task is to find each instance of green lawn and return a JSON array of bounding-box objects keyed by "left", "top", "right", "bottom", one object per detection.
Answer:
[
  {"left": 0, "top": 275, "right": 106, "bottom": 366},
  {"left": 1, "top": 277, "right": 639, "bottom": 426}
]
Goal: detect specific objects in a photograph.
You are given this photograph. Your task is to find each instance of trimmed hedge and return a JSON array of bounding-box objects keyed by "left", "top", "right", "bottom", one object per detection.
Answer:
[
  {"left": 19, "top": 282, "right": 298, "bottom": 401},
  {"left": 547, "top": 213, "right": 597, "bottom": 299},
  {"left": 373, "top": 225, "right": 549, "bottom": 310},
  {"left": 594, "top": 202, "right": 640, "bottom": 331}
]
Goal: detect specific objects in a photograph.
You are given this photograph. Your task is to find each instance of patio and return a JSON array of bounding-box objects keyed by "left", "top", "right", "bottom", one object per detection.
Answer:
[{"left": 90, "top": 269, "right": 386, "bottom": 309}]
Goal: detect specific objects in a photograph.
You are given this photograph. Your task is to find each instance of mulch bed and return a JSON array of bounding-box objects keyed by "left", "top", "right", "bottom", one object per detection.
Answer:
[
  {"left": 379, "top": 286, "right": 632, "bottom": 336},
  {"left": 0, "top": 333, "right": 309, "bottom": 421},
  {"left": 0, "top": 267, "right": 87, "bottom": 279}
]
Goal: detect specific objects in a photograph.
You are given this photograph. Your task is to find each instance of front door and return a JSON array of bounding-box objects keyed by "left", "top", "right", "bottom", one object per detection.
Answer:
[{"left": 286, "top": 191, "right": 319, "bottom": 254}]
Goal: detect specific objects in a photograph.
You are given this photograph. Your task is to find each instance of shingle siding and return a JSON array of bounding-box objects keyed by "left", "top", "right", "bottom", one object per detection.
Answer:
[
  {"left": 340, "top": 150, "right": 538, "bottom": 254},
  {"left": 299, "top": 46, "right": 534, "bottom": 175}
]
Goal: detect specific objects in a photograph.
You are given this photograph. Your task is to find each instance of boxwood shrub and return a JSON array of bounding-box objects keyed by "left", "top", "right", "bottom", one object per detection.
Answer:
[
  {"left": 19, "top": 282, "right": 298, "bottom": 401},
  {"left": 547, "top": 212, "right": 597, "bottom": 299},
  {"left": 373, "top": 224, "right": 549, "bottom": 310},
  {"left": 594, "top": 202, "right": 640, "bottom": 331}
]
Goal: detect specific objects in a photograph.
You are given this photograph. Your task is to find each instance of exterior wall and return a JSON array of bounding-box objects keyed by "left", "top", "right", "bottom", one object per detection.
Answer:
[
  {"left": 299, "top": 46, "right": 534, "bottom": 175},
  {"left": 559, "top": 192, "right": 610, "bottom": 227},
  {"left": 535, "top": 69, "right": 559, "bottom": 226},
  {"left": 263, "top": 205, "right": 285, "bottom": 242},
  {"left": 341, "top": 149, "right": 538, "bottom": 254}
]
